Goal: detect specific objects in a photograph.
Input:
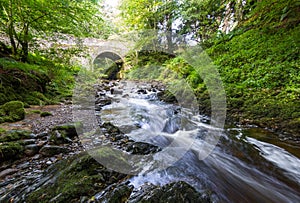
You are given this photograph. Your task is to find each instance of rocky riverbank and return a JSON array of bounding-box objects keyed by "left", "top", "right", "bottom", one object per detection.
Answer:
[{"left": 0, "top": 80, "right": 212, "bottom": 202}]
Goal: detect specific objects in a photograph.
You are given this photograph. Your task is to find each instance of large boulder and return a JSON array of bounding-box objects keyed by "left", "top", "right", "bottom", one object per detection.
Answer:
[{"left": 26, "top": 153, "right": 128, "bottom": 203}]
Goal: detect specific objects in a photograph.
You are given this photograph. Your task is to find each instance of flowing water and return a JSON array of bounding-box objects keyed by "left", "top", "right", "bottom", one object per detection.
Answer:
[{"left": 99, "top": 81, "right": 300, "bottom": 203}]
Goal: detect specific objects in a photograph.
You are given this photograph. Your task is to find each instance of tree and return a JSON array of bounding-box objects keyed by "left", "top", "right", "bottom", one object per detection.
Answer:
[
  {"left": 120, "top": 0, "right": 181, "bottom": 52},
  {"left": 0, "top": 0, "right": 107, "bottom": 62}
]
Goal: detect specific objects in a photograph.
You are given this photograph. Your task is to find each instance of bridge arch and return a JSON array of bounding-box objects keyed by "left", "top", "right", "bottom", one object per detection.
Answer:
[
  {"left": 93, "top": 51, "right": 125, "bottom": 80},
  {"left": 94, "top": 51, "right": 123, "bottom": 63}
]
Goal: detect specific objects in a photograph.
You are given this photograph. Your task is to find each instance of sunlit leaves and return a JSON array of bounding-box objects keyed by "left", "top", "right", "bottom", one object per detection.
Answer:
[{"left": 0, "top": 0, "right": 108, "bottom": 61}]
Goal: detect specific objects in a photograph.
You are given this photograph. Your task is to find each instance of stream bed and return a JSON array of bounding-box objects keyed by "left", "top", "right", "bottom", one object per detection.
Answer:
[{"left": 1, "top": 80, "right": 300, "bottom": 202}]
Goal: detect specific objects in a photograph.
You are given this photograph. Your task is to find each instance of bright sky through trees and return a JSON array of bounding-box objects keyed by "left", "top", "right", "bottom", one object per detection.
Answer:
[{"left": 104, "top": 0, "right": 120, "bottom": 8}]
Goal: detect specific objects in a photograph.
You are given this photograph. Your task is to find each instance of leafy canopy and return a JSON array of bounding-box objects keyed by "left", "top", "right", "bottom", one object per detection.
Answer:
[{"left": 0, "top": 0, "right": 108, "bottom": 61}]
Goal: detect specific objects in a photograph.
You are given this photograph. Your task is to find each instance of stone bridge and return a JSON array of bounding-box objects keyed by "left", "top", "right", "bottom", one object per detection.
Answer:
[{"left": 56, "top": 36, "right": 134, "bottom": 79}]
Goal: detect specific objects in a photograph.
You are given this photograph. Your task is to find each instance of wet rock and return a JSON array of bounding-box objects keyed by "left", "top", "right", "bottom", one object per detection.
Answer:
[
  {"left": 128, "top": 181, "right": 211, "bottom": 203},
  {"left": 125, "top": 142, "right": 160, "bottom": 155},
  {"left": 22, "top": 139, "right": 36, "bottom": 145},
  {"left": 26, "top": 153, "right": 128, "bottom": 203},
  {"left": 162, "top": 116, "right": 181, "bottom": 134},
  {"left": 0, "top": 168, "right": 19, "bottom": 179},
  {"left": 137, "top": 89, "right": 147, "bottom": 94},
  {"left": 95, "top": 105, "right": 102, "bottom": 111},
  {"left": 101, "top": 122, "right": 122, "bottom": 135},
  {"left": 110, "top": 88, "right": 123, "bottom": 95},
  {"left": 95, "top": 182, "right": 134, "bottom": 203},
  {"left": 24, "top": 144, "right": 39, "bottom": 156},
  {"left": 37, "top": 140, "right": 47, "bottom": 147},
  {"left": 52, "top": 122, "right": 82, "bottom": 139},
  {"left": 95, "top": 98, "right": 112, "bottom": 107},
  {"left": 29, "top": 133, "right": 37, "bottom": 139},
  {"left": 97, "top": 91, "right": 106, "bottom": 97},
  {"left": 157, "top": 90, "right": 177, "bottom": 103},
  {"left": 49, "top": 130, "right": 72, "bottom": 145},
  {"left": 36, "top": 132, "right": 48, "bottom": 139},
  {"left": 39, "top": 145, "right": 69, "bottom": 157}
]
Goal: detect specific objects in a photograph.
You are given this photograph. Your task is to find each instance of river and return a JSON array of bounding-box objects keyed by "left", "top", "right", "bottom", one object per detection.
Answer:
[{"left": 95, "top": 80, "right": 300, "bottom": 202}]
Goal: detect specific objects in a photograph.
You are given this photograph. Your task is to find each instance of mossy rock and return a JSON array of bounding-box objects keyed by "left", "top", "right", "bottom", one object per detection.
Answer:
[
  {"left": 26, "top": 152, "right": 128, "bottom": 203},
  {"left": 40, "top": 111, "right": 52, "bottom": 117},
  {"left": 51, "top": 122, "right": 83, "bottom": 140},
  {"left": 0, "top": 101, "right": 25, "bottom": 122},
  {"left": 0, "top": 141, "right": 24, "bottom": 161},
  {"left": 89, "top": 146, "right": 133, "bottom": 172},
  {"left": 0, "top": 130, "right": 31, "bottom": 142}
]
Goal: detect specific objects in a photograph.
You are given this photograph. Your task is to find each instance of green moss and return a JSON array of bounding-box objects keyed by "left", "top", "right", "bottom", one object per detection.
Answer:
[
  {"left": 0, "top": 101, "right": 25, "bottom": 122},
  {"left": 40, "top": 111, "right": 52, "bottom": 117},
  {"left": 0, "top": 141, "right": 24, "bottom": 161},
  {"left": 29, "top": 110, "right": 42, "bottom": 114},
  {"left": 0, "top": 130, "right": 31, "bottom": 142}
]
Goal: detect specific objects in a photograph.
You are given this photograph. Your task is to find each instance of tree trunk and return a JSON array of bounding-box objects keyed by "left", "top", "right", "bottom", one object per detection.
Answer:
[
  {"left": 8, "top": 23, "right": 17, "bottom": 56},
  {"left": 8, "top": 0, "right": 17, "bottom": 56},
  {"left": 20, "top": 41, "right": 28, "bottom": 62},
  {"left": 166, "top": 14, "right": 173, "bottom": 53},
  {"left": 20, "top": 24, "right": 29, "bottom": 62}
]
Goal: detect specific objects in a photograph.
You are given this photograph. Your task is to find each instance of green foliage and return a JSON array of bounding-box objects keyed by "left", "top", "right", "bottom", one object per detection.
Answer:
[
  {"left": 125, "top": 51, "right": 174, "bottom": 80},
  {"left": 204, "top": 16, "right": 300, "bottom": 131},
  {"left": 0, "top": 0, "right": 108, "bottom": 61},
  {"left": 179, "top": 0, "right": 226, "bottom": 41},
  {"left": 243, "top": 0, "right": 300, "bottom": 29},
  {"left": 120, "top": 0, "right": 178, "bottom": 30},
  {"left": 124, "top": 0, "right": 300, "bottom": 133}
]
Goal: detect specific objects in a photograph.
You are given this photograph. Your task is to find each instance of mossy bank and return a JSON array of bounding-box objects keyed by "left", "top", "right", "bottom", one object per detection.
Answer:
[{"left": 125, "top": 0, "right": 300, "bottom": 136}]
